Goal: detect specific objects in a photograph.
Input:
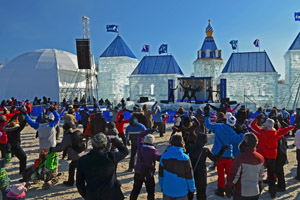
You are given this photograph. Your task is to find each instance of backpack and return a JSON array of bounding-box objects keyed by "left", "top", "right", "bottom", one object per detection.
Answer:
[{"left": 70, "top": 130, "right": 87, "bottom": 153}]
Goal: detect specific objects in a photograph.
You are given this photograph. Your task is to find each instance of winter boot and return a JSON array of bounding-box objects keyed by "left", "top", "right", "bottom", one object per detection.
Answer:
[{"left": 215, "top": 187, "right": 225, "bottom": 197}]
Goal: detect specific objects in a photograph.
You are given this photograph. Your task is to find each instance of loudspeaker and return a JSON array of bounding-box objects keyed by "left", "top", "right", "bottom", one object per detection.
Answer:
[
  {"left": 229, "top": 101, "right": 237, "bottom": 105},
  {"left": 160, "top": 100, "right": 169, "bottom": 104},
  {"left": 76, "top": 39, "right": 91, "bottom": 69},
  {"left": 139, "top": 97, "right": 148, "bottom": 103},
  {"left": 221, "top": 98, "right": 230, "bottom": 104}
]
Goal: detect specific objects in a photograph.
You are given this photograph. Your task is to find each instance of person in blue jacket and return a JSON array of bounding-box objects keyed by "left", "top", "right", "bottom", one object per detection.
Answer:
[
  {"left": 152, "top": 102, "right": 164, "bottom": 137},
  {"left": 125, "top": 117, "right": 147, "bottom": 172},
  {"left": 159, "top": 134, "right": 195, "bottom": 199},
  {"left": 204, "top": 105, "right": 243, "bottom": 197}
]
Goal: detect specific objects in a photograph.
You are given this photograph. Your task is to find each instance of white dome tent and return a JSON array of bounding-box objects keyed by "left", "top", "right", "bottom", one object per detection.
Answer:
[{"left": 0, "top": 49, "right": 86, "bottom": 102}]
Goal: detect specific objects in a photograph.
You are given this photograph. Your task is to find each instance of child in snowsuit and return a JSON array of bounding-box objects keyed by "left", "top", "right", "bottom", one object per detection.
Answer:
[{"left": 186, "top": 133, "right": 228, "bottom": 200}]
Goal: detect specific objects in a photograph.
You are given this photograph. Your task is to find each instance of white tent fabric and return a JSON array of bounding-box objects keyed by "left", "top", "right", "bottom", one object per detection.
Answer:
[{"left": 0, "top": 49, "right": 85, "bottom": 102}]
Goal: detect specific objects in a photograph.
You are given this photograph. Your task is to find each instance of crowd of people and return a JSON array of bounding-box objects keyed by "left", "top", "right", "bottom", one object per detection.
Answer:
[{"left": 0, "top": 96, "right": 300, "bottom": 199}]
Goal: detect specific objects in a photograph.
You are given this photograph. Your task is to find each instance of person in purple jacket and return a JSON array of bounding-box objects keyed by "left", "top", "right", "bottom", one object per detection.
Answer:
[{"left": 129, "top": 129, "right": 161, "bottom": 200}]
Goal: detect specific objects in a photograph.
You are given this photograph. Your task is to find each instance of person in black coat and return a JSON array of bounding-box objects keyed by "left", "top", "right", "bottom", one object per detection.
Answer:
[
  {"left": 76, "top": 133, "right": 128, "bottom": 200},
  {"left": 189, "top": 86, "right": 201, "bottom": 103},
  {"left": 4, "top": 110, "right": 27, "bottom": 174},
  {"left": 186, "top": 133, "right": 228, "bottom": 200},
  {"left": 80, "top": 107, "right": 90, "bottom": 134},
  {"left": 90, "top": 111, "right": 107, "bottom": 136},
  {"left": 180, "top": 83, "right": 191, "bottom": 102},
  {"left": 168, "top": 85, "right": 178, "bottom": 103}
]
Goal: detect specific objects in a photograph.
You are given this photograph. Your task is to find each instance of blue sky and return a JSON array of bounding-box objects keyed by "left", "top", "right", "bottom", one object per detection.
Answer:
[{"left": 1, "top": 0, "right": 300, "bottom": 79}]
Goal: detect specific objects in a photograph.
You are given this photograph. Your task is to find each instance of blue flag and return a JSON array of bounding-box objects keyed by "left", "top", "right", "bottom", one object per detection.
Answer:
[
  {"left": 253, "top": 39, "right": 259, "bottom": 47},
  {"left": 295, "top": 12, "right": 300, "bottom": 21},
  {"left": 159, "top": 44, "right": 168, "bottom": 54},
  {"left": 141, "top": 45, "right": 150, "bottom": 52},
  {"left": 229, "top": 40, "right": 238, "bottom": 50},
  {"left": 106, "top": 25, "right": 118, "bottom": 33}
]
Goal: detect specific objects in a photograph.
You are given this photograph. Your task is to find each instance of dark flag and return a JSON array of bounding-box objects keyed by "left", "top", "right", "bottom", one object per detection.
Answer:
[
  {"left": 253, "top": 39, "right": 259, "bottom": 47},
  {"left": 106, "top": 25, "right": 119, "bottom": 33},
  {"left": 141, "top": 45, "right": 150, "bottom": 52},
  {"left": 229, "top": 40, "right": 238, "bottom": 50},
  {"left": 295, "top": 12, "right": 300, "bottom": 21},
  {"left": 159, "top": 44, "right": 168, "bottom": 54}
]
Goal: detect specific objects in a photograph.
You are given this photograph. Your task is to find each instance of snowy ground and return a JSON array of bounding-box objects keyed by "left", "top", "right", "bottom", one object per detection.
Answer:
[{"left": 4, "top": 124, "right": 300, "bottom": 200}]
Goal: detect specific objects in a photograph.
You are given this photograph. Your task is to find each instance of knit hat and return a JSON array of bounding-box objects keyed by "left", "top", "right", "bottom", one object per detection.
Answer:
[
  {"left": 129, "top": 117, "right": 138, "bottom": 127},
  {"left": 263, "top": 118, "right": 275, "bottom": 129},
  {"left": 227, "top": 115, "right": 236, "bottom": 126},
  {"left": 225, "top": 112, "right": 232, "bottom": 119},
  {"left": 91, "top": 133, "right": 107, "bottom": 149},
  {"left": 238, "top": 132, "right": 258, "bottom": 152},
  {"left": 68, "top": 105, "right": 73, "bottom": 109},
  {"left": 144, "top": 134, "right": 155, "bottom": 145},
  {"left": 106, "top": 122, "right": 116, "bottom": 129},
  {"left": 68, "top": 108, "right": 75, "bottom": 115},
  {"left": 7, "top": 183, "right": 27, "bottom": 198},
  {"left": 170, "top": 134, "right": 184, "bottom": 148}
]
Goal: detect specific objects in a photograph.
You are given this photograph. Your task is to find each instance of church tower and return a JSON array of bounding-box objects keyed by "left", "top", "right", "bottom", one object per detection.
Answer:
[{"left": 193, "top": 20, "right": 224, "bottom": 91}]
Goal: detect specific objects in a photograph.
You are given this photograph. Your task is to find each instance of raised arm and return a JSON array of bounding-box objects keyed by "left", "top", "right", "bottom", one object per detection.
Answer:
[
  {"left": 25, "top": 114, "right": 39, "bottom": 130},
  {"left": 205, "top": 117, "right": 216, "bottom": 132},
  {"left": 250, "top": 118, "right": 262, "bottom": 136},
  {"left": 110, "top": 137, "right": 129, "bottom": 163},
  {"left": 231, "top": 104, "right": 240, "bottom": 113},
  {"left": 278, "top": 125, "right": 295, "bottom": 137},
  {"left": 208, "top": 104, "right": 220, "bottom": 112},
  {"left": 48, "top": 110, "right": 60, "bottom": 127}
]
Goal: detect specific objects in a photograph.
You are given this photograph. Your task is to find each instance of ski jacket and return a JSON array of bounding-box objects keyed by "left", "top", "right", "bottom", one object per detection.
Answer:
[{"left": 250, "top": 118, "right": 294, "bottom": 159}]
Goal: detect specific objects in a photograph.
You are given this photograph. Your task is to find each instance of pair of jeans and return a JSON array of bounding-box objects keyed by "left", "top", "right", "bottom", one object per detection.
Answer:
[
  {"left": 10, "top": 142, "right": 27, "bottom": 174},
  {"left": 129, "top": 142, "right": 138, "bottom": 169},
  {"left": 68, "top": 160, "right": 78, "bottom": 184},
  {"left": 297, "top": 149, "right": 300, "bottom": 178},
  {"left": 130, "top": 172, "right": 155, "bottom": 200},
  {"left": 264, "top": 158, "right": 276, "bottom": 196},
  {"left": 188, "top": 170, "right": 207, "bottom": 200},
  {"left": 1, "top": 186, "right": 7, "bottom": 200},
  {"left": 153, "top": 122, "right": 164, "bottom": 136}
]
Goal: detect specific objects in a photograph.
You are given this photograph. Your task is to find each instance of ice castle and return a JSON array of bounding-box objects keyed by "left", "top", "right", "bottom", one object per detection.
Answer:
[
  {"left": 129, "top": 55, "right": 184, "bottom": 102},
  {"left": 97, "top": 35, "right": 139, "bottom": 104},
  {"left": 220, "top": 52, "right": 279, "bottom": 108}
]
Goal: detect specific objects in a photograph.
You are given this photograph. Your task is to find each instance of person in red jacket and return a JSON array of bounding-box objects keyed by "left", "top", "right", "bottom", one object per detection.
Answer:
[
  {"left": 25, "top": 100, "right": 33, "bottom": 116},
  {"left": 0, "top": 115, "right": 8, "bottom": 158},
  {"left": 116, "top": 110, "right": 129, "bottom": 145},
  {"left": 250, "top": 117, "right": 294, "bottom": 199}
]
